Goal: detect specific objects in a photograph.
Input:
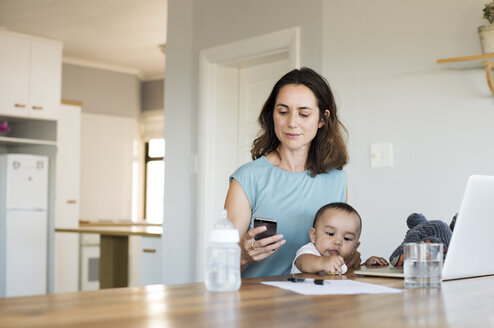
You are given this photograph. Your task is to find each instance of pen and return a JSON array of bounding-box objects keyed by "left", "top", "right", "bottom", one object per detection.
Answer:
[{"left": 287, "top": 277, "right": 327, "bottom": 285}]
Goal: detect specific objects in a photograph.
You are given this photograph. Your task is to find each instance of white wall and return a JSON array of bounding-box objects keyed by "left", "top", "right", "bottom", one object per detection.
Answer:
[
  {"left": 162, "top": 0, "right": 195, "bottom": 284},
  {"left": 80, "top": 113, "right": 143, "bottom": 220},
  {"left": 62, "top": 63, "right": 141, "bottom": 119},
  {"left": 322, "top": 0, "right": 494, "bottom": 260},
  {"left": 163, "top": 0, "right": 323, "bottom": 283}
]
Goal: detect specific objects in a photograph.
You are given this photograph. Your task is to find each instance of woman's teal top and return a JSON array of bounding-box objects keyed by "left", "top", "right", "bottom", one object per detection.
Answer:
[{"left": 230, "top": 156, "right": 347, "bottom": 278}]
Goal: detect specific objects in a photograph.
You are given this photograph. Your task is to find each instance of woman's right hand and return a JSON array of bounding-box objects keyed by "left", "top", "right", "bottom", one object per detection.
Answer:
[
  {"left": 225, "top": 178, "right": 286, "bottom": 271},
  {"left": 239, "top": 225, "right": 285, "bottom": 270}
]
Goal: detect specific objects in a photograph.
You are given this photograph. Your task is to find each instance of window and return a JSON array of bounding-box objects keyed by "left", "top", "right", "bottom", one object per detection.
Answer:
[{"left": 144, "top": 138, "right": 164, "bottom": 223}]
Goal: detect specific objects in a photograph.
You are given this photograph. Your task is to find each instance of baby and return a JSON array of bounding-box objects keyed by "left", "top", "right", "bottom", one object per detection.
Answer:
[{"left": 291, "top": 202, "right": 388, "bottom": 275}]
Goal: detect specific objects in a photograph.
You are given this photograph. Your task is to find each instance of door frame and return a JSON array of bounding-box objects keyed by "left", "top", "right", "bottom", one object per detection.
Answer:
[{"left": 196, "top": 28, "right": 300, "bottom": 280}]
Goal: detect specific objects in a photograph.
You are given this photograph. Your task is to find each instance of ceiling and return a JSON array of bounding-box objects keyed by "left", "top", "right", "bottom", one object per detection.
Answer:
[{"left": 0, "top": 0, "right": 167, "bottom": 80}]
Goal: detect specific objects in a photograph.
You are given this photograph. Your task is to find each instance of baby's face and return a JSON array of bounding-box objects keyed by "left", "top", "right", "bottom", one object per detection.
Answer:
[{"left": 309, "top": 209, "right": 361, "bottom": 262}]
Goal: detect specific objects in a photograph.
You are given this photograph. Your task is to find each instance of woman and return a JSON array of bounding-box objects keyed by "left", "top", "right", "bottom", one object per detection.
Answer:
[{"left": 224, "top": 67, "right": 360, "bottom": 277}]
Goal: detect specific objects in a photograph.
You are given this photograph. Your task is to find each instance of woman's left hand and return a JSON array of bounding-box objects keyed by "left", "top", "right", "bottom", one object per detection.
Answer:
[{"left": 345, "top": 251, "right": 362, "bottom": 269}]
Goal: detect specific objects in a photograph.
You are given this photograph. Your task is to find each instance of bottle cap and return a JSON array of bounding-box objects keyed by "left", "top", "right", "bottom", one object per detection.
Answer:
[{"left": 209, "top": 209, "right": 239, "bottom": 242}]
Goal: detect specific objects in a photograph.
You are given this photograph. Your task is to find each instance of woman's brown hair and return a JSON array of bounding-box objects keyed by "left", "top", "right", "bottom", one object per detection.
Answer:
[{"left": 251, "top": 67, "right": 348, "bottom": 177}]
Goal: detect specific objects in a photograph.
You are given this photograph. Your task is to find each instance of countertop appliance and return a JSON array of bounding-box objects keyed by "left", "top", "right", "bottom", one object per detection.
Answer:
[{"left": 0, "top": 154, "right": 48, "bottom": 297}]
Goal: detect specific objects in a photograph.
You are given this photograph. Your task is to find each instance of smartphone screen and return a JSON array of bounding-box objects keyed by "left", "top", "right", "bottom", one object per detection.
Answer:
[{"left": 253, "top": 217, "right": 277, "bottom": 240}]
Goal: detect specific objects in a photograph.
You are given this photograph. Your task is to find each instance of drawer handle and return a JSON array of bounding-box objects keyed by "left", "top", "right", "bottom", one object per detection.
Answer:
[
  {"left": 32, "top": 106, "right": 44, "bottom": 110},
  {"left": 143, "top": 249, "right": 156, "bottom": 253},
  {"left": 66, "top": 200, "right": 77, "bottom": 204},
  {"left": 14, "top": 103, "right": 26, "bottom": 108}
]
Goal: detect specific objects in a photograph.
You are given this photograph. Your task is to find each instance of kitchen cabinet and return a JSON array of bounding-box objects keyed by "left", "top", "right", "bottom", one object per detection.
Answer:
[
  {"left": 1, "top": 102, "right": 81, "bottom": 295},
  {"left": 54, "top": 102, "right": 81, "bottom": 293},
  {"left": 0, "top": 31, "right": 62, "bottom": 120},
  {"left": 0, "top": 116, "right": 57, "bottom": 147},
  {"left": 140, "top": 236, "right": 162, "bottom": 286}
]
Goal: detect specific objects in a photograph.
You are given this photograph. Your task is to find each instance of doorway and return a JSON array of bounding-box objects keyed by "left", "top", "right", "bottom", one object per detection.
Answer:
[{"left": 196, "top": 28, "right": 300, "bottom": 280}]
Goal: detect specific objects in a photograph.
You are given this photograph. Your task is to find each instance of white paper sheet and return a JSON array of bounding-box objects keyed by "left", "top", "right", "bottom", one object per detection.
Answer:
[{"left": 261, "top": 279, "right": 403, "bottom": 295}]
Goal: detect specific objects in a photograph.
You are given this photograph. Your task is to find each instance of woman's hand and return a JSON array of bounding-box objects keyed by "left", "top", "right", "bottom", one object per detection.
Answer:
[
  {"left": 345, "top": 251, "right": 362, "bottom": 269},
  {"left": 239, "top": 225, "right": 285, "bottom": 271}
]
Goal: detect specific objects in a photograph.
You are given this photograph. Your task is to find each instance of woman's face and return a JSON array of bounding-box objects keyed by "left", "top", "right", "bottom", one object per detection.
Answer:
[{"left": 273, "top": 84, "right": 326, "bottom": 153}]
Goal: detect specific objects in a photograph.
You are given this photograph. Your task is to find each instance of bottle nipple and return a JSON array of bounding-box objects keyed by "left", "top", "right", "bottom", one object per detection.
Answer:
[{"left": 214, "top": 209, "right": 233, "bottom": 229}]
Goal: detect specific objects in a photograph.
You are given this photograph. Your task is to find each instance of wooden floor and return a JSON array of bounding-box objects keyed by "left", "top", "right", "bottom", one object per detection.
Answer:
[{"left": 1, "top": 272, "right": 494, "bottom": 327}]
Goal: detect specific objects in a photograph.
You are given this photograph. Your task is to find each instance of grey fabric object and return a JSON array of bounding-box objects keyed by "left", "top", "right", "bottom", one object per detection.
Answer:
[
  {"left": 449, "top": 213, "right": 458, "bottom": 231},
  {"left": 389, "top": 213, "right": 454, "bottom": 267},
  {"left": 407, "top": 213, "right": 426, "bottom": 229}
]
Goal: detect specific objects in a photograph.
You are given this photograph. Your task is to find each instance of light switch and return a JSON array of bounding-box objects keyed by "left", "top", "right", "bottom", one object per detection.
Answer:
[{"left": 370, "top": 143, "right": 393, "bottom": 168}]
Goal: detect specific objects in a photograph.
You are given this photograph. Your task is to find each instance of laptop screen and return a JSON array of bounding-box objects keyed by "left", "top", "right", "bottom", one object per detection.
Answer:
[{"left": 442, "top": 175, "right": 494, "bottom": 280}]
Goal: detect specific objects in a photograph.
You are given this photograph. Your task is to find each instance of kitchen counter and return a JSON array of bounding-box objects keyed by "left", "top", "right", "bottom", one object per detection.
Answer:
[
  {"left": 56, "top": 225, "right": 162, "bottom": 237},
  {"left": 78, "top": 219, "right": 162, "bottom": 227},
  {"left": 55, "top": 225, "right": 162, "bottom": 289}
]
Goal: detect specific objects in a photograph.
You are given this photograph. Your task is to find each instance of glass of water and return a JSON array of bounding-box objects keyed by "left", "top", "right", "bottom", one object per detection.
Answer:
[{"left": 404, "top": 243, "right": 443, "bottom": 288}]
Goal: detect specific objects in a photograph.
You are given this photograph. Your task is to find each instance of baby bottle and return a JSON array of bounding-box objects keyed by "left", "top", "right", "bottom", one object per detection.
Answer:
[{"left": 205, "top": 209, "right": 241, "bottom": 291}]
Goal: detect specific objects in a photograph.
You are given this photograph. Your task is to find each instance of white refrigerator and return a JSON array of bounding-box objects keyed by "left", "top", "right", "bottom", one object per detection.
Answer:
[{"left": 0, "top": 154, "right": 48, "bottom": 297}]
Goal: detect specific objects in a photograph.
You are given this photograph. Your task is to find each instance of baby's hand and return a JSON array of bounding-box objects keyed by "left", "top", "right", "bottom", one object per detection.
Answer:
[
  {"left": 364, "top": 256, "right": 389, "bottom": 266},
  {"left": 322, "top": 255, "right": 345, "bottom": 275}
]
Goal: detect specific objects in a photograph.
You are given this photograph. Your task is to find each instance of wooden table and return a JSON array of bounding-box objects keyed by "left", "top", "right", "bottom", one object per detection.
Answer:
[
  {"left": 1, "top": 272, "right": 494, "bottom": 327},
  {"left": 55, "top": 226, "right": 162, "bottom": 289}
]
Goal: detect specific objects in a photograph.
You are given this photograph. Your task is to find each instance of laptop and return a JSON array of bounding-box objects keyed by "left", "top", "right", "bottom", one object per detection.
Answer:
[{"left": 355, "top": 175, "right": 494, "bottom": 281}]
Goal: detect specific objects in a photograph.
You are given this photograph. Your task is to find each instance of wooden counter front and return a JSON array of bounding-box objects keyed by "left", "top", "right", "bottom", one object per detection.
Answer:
[{"left": 1, "top": 273, "right": 494, "bottom": 327}]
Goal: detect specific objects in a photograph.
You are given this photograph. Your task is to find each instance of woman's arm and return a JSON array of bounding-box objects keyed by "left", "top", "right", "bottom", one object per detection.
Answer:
[
  {"left": 224, "top": 178, "right": 252, "bottom": 235},
  {"left": 344, "top": 184, "right": 363, "bottom": 268},
  {"left": 225, "top": 178, "right": 285, "bottom": 271}
]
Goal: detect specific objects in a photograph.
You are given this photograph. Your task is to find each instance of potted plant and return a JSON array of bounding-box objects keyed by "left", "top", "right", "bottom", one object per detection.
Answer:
[{"left": 479, "top": 1, "right": 494, "bottom": 53}]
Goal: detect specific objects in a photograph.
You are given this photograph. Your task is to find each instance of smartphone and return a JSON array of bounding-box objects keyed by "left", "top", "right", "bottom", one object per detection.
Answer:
[{"left": 253, "top": 217, "right": 277, "bottom": 240}]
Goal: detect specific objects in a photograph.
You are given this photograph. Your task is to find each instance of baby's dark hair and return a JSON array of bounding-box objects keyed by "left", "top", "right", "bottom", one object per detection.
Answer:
[{"left": 312, "top": 202, "right": 362, "bottom": 237}]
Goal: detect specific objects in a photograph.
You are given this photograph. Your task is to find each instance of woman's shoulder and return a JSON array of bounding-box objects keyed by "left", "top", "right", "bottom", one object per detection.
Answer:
[
  {"left": 316, "top": 167, "right": 347, "bottom": 183},
  {"left": 230, "top": 157, "right": 271, "bottom": 198},
  {"left": 320, "top": 167, "right": 347, "bottom": 177},
  {"left": 232, "top": 156, "right": 271, "bottom": 177},
  {"left": 330, "top": 168, "right": 347, "bottom": 177}
]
